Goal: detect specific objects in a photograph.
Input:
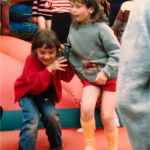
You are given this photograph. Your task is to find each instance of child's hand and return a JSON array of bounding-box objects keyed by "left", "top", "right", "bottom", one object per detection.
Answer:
[
  {"left": 32, "top": 17, "right": 37, "bottom": 23},
  {"left": 47, "top": 57, "right": 68, "bottom": 73},
  {"left": 45, "top": 2, "right": 49, "bottom": 9},
  {"left": 95, "top": 70, "right": 108, "bottom": 85}
]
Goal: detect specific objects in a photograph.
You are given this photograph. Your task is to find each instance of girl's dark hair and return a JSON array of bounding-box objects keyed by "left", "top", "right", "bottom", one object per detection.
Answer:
[
  {"left": 31, "top": 29, "right": 61, "bottom": 58},
  {"left": 71, "top": 0, "right": 107, "bottom": 28}
]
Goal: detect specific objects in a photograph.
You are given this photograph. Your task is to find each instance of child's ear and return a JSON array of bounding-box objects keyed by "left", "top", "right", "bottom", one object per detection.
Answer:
[{"left": 89, "top": 7, "right": 94, "bottom": 14}]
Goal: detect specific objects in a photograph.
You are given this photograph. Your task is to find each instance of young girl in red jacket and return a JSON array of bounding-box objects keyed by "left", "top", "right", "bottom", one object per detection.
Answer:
[{"left": 14, "top": 29, "right": 74, "bottom": 150}]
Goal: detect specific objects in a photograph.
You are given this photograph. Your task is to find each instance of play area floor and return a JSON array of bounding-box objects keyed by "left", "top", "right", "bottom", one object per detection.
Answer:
[{"left": 0, "top": 127, "right": 132, "bottom": 150}]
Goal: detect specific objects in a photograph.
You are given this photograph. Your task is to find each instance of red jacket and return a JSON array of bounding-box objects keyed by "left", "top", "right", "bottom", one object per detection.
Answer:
[{"left": 14, "top": 54, "right": 74, "bottom": 103}]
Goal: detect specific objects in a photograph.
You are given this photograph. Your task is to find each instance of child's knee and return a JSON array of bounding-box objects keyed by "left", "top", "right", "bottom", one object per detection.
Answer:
[
  {"left": 45, "top": 112, "right": 60, "bottom": 125},
  {"left": 101, "top": 112, "right": 114, "bottom": 125},
  {"left": 28, "top": 113, "right": 40, "bottom": 125}
]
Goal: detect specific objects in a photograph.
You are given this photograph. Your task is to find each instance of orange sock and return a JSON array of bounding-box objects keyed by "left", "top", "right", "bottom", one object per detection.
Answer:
[
  {"left": 80, "top": 118, "right": 95, "bottom": 150},
  {"left": 104, "top": 128, "right": 118, "bottom": 150}
]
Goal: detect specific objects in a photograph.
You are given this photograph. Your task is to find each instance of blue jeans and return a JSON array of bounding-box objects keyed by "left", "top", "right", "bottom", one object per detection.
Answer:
[{"left": 18, "top": 94, "right": 63, "bottom": 150}]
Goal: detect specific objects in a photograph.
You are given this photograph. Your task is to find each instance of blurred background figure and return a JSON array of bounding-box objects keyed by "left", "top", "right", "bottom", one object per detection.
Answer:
[
  {"left": 0, "top": 0, "right": 10, "bottom": 35},
  {"left": 45, "top": 0, "right": 71, "bottom": 44},
  {"left": 107, "top": 0, "right": 130, "bottom": 27},
  {"left": 111, "top": 0, "right": 134, "bottom": 42},
  {"left": 117, "top": 0, "right": 150, "bottom": 149},
  {"left": 100, "top": 0, "right": 109, "bottom": 18},
  {"left": 32, "top": 0, "right": 52, "bottom": 32}
]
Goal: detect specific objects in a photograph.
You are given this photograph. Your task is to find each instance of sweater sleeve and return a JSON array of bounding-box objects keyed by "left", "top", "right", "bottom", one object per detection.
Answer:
[
  {"left": 32, "top": 0, "right": 38, "bottom": 17},
  {"left": 61, "top": 41, "right": 71, "bottom": 60},
  {"left": 60, "top": 67, "right": 74, "bottom": 82},
  {"left": 99, "top": 23, "right": 120, "bottom": 78},
  {"left": 24, "top": 55, "right": 53, "bottom": 94}
]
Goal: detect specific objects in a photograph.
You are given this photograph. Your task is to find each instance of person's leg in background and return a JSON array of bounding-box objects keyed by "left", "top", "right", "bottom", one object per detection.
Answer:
[
  {"left": 37, "top": 16, "right": 46, "bottom": 32},
  {"left": 1, "top": 3, "right": 10, "bottom": 35},
  {"left": 45, "top": 19, "right": 51, "bottom": 30},
  {"left": 51, "top": 13, "right": 71, "bottom": 44},
  {"left": 0, "top": 4, "right": 1, "bottom": 35}
]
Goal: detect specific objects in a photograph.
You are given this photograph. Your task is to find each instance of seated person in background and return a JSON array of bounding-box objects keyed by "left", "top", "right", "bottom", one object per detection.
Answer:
[{"left": 111, "top": 0, "right": 134, "bottom": 42}]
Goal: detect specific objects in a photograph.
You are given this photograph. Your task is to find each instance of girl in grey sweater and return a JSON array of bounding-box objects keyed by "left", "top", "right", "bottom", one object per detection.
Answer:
[{"left": 63, "top": 0, "right": 120, "bottom": 149}]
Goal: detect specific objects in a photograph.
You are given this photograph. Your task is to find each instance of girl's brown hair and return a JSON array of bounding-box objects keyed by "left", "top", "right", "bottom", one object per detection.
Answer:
[
  {"left": 71, "top": 0, "right": 107, "bottom": 28},
  {"left": 31, "top": 29, "right": 61, "bottom": 58}
]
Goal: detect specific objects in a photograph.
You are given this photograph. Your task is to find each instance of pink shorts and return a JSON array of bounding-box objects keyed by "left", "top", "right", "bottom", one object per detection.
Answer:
[{"left": 81, "top": 79, "right": 117, "bottom": 92}]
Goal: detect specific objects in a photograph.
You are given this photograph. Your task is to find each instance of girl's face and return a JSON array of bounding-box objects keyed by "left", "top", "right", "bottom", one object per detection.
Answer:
[
  {"left": 71, "top": 1, "right": 94, "bottom": 25},
  {"left": 36, "top": 45, "right": 57, "bottom": 66}
]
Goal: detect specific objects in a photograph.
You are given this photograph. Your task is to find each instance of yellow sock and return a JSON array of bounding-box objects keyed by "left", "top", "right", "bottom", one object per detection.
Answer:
[
  {"left": 80, "top": 118, "right": 95, "bottom": 150},
  {"left": 104, "top": 128, "right": 118, "bottom": 150}
]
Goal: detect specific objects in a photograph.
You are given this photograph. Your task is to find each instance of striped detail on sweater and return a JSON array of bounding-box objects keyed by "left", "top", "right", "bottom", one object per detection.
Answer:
[
  {"left": 32, "top": 0, "right": 52, "bottom": 17},
  {"left": 46, "top": 0, "right": 71, "bottom": 13}
]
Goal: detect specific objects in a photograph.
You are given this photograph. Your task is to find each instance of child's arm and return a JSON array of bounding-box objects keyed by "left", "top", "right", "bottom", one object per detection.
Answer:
[
  {"left": 24, "top": 55, "right": 53, "bottom": 94},
  {"left": 59, "top": 42, "right": 72, "bottom": 60},
  {"left": 45, "top": 0, "right": 52, "bottom": 9},
  {"left": 24, "top": 56, "right": 68, "bottom": 94},
  {"left": 60, "top": 64, "right": 75, "bottom": 82},
  {"left": 95, "top": 70, "right": 108, "bottom": 85},
  {"left": 98, "top": 24, "right": 120, "bottom": 78},
  {"left": 46, "top": 57, "right": 68, "bottom": 73},
  {"left": 32, "top": 0, "right": 38, "bottom": 23},
  {"left": 57, "top": 39, "right": 74, "bottom": 81},
  {"left": 51, "top": 51, "right": 75, "bottom": 82}
]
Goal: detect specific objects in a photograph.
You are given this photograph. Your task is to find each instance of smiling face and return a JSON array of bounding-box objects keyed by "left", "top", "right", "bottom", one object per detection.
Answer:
[
  {"left": 71, "top": 1, "right": 94, "bottom": 25},
  {"left": 36, "top": 45, "right": 57, "bottom": 66}
]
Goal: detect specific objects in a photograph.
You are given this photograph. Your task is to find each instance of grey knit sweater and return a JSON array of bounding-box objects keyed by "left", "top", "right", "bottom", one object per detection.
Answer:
[{"left": 63, "top": 22, "right": 120, "bottom": 83}]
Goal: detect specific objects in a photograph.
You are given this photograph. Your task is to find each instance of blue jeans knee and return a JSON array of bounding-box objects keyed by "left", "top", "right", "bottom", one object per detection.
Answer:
[
  {"left": 36, "top": 96, "right": 63, "bottom": 150},
  {"left": 18, "top": 95, "right": 40, "bottom": 150},
  {"left": 18, "top": 94, "right": 63, "bottom": 150}
]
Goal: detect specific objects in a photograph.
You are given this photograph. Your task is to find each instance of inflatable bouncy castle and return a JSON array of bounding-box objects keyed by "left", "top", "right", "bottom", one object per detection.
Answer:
[{"left": 0, "top": 35, "right": 123, "bottom": 131}]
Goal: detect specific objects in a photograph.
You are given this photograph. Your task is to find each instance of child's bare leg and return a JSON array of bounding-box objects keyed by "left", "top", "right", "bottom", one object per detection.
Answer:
[
  {"left": 37, "top": 16, "right": 46, "bottom": 32},
  {"left": 46, "top": 20, "right": 51, "bottom": 30},
  {"left": 81, "top": 85, "right": 101, "bottom": 150},
  {"left": 101, "top": 91, "right": 118, "bottom": 150}
]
